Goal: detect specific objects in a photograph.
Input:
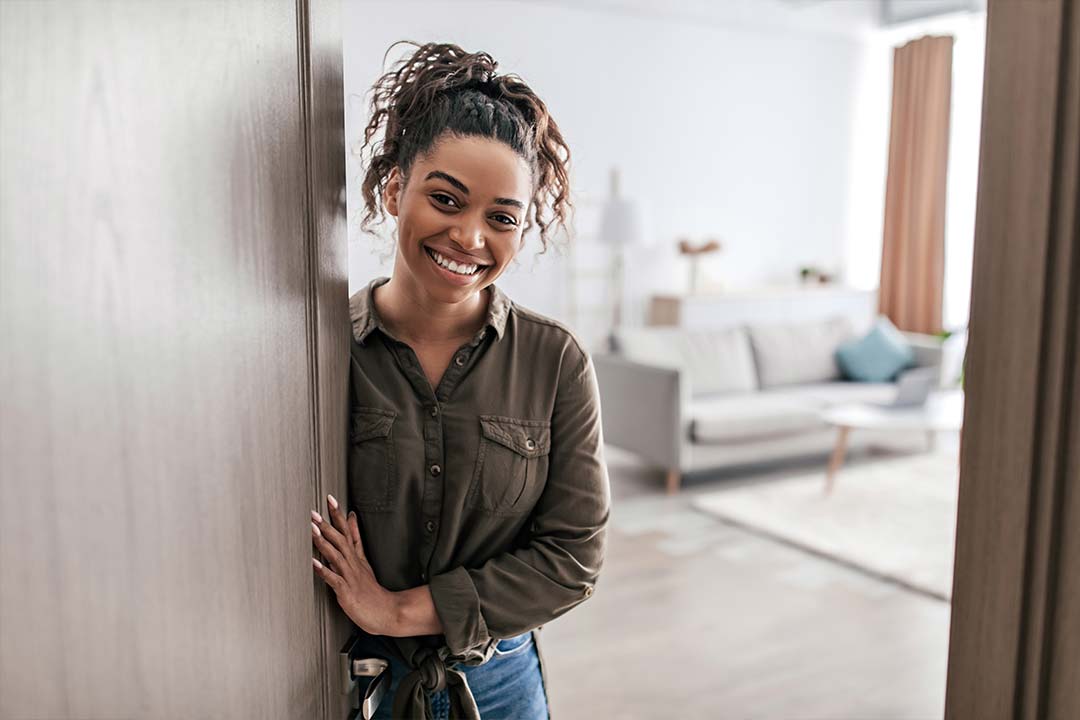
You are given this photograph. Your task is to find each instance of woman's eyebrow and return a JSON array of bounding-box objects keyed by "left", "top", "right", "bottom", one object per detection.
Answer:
[
  {"left": 425, "top": 170, "right": 469, "bottom": 194},
  {"left": 425, "top": 169, "right": 524, "bottom": 210}
]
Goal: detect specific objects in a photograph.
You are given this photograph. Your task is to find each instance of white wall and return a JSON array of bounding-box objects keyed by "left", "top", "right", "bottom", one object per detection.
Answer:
[{"left": 344, "top": 0, "right": 870, "bottom": 350}]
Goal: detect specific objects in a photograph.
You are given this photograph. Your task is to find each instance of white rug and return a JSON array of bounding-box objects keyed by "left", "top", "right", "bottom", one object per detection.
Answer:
[{"left": 690, "top": 452, "right": 960, "bottom": 601}]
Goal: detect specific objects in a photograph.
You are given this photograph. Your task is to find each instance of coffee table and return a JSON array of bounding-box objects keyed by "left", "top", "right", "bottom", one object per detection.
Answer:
[{"left": 820, "top": 389, "right": 964, "bottom": 494}]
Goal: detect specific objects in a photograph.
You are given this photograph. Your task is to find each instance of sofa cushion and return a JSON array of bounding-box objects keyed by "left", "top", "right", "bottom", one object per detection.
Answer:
[
  {"left": 688, "top": 392, "right": 824, "bottom": 444},
  {"left": 747, "top": 316, "right": 854, "bottom": 388},
  {"left": 764, "top": 381, "right": 899, "bottom": 408},
  {"left": 614, "top": 326, "right": 758, "bottom": 395},
  {"left": 835, "top": 315, "right": 916, "bottom": 382}
]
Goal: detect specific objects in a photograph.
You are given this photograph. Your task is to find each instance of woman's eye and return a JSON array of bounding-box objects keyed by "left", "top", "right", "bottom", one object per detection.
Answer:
[
  {"left": 492, "top": 214, "right": 517, "bottom": 226},
  {"left": 431, "top": 193, "right": 459, "bottom": 208}
]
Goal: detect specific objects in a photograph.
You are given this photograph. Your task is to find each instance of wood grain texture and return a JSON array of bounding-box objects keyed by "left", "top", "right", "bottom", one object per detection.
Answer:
[
  {"left": 297, "top": 0, "right": 354, "bottom": 717},
  {"left": 946, "top": 0, "right": 1080, "bottom": 718},
  {"left": 0, "top": 2, "right": 327, "bottom": 717}
]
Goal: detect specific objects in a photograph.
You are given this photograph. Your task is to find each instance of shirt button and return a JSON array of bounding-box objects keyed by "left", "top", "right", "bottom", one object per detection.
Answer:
[
  {"left": 454, "top": 354, "right": 466, "bottom": 367},
  {"left": 429, "top": 464, "right": 441, "bottom": 476},
  {"left": 425, "top": 520, "right": 436, "bottom": 533},
  {"left": 525, "top": 437, "right": 536, "bottom": 451},
  {"left": 421, "top": 571, "right": 428, "bottom": 582},
  {"left": 430, "top": 405, "right": 439, "bottom": 417},
  {"left": 584, "top": 585, "right": 594, "bottom": 597}
]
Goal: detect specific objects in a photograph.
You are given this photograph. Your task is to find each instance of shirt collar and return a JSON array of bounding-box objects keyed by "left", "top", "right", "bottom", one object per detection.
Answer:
[{"left": 350, "top": 275, "right": 511, "bottom": 346}]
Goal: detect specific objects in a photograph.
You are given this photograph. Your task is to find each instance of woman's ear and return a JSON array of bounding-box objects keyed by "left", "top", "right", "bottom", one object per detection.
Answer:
[{"left": 383, "top": 167, "right": 403, "bottom": 217}]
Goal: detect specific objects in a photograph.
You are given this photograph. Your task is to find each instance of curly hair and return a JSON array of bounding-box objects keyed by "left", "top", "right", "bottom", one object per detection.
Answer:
[{"left": 356, "top": 40, "right": 573, "bottom": 255}]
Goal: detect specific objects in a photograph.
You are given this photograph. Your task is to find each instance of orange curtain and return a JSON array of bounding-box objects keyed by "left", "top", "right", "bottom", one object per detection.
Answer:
[{"left": 879, "top": 35, "right": 954, "bottom": 335}]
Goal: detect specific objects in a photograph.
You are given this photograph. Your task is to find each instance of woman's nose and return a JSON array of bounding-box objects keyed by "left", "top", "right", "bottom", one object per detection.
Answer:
[{"left": 449, "top": 219, "right": 485, "bottom": 250}]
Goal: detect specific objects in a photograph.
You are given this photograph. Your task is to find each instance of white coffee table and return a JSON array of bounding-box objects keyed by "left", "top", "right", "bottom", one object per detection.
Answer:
[{"left": 820, "top": 389, "right": 964, "bottom": 494}]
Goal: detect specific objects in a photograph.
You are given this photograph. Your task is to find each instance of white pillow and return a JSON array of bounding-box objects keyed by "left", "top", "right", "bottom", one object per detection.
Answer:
[
  {"left": 615, "top": 326, "right": 758, "bottom": 395},
  {"left": 747, "top": 317, "right": 855, "bottom": 388}
]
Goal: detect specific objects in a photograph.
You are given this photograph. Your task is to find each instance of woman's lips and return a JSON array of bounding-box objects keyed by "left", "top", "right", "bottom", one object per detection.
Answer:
[{"left": 424, "top": 246, "right": 487, "bottom": 286}]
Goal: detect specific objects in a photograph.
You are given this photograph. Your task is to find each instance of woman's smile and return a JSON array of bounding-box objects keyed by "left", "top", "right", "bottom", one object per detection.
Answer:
[{"left": 423, "top": 244, "right": 489, "bottom": 285}]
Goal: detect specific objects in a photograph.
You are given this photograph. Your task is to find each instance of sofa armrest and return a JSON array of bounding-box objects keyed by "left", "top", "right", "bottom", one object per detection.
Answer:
[
  {"left": 901, "top": 331, "right": 945, "bottom": 385},
  {"left": 592, "top": 354, "right": 685, "bottom": 471}
]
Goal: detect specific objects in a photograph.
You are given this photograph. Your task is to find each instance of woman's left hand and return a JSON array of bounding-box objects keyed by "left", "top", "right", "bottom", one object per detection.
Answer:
[{"left": 311, "top": 494, "right": 399, "bottom": 636}]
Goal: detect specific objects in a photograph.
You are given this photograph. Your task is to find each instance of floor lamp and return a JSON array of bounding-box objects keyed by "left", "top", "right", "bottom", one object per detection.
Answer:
[{"left": 599, "top": 168, "right": 645, "bottom": 352}]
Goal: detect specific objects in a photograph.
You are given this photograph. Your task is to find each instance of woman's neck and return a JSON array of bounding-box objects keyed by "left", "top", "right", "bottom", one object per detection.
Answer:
[{"left": 374, "top": 273, "right": 489, "bottom": 345}]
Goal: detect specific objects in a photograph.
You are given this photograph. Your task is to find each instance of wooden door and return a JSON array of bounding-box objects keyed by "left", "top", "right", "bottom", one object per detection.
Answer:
[{"left": 0, "top": 1, "right": 349, "bottom": 717}]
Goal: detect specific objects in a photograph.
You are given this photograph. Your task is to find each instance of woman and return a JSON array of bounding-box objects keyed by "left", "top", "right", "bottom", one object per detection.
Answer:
[{"left": 309, "top": 41, "right": 611, "bottom": 719}]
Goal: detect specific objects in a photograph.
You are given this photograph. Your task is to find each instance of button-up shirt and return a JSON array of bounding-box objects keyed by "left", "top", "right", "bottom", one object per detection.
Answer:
[{"left": 348, "top": 275, "right": 611, "bottom": 718}]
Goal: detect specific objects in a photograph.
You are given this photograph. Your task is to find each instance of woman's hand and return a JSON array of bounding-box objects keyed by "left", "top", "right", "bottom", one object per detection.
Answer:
[{"left": 311, "top": 494, "right": 400, "bottom": 636}]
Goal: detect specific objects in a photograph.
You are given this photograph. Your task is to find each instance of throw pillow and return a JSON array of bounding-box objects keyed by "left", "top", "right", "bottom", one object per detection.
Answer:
[{"left": 835, "top": 315, "right": 916, "bottom": 382}]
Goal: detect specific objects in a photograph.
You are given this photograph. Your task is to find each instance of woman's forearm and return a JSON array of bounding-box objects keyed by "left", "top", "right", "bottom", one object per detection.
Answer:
[{"left": 390, "top": 584, "right": 445, "bottom": 637}]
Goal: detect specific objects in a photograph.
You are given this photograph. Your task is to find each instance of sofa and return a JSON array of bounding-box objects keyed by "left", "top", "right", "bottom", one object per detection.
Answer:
[{"left": 593, "top": 316, "right": 945, "bottom": 493}]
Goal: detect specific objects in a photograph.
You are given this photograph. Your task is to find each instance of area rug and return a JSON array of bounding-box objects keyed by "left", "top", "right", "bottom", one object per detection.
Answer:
[{"left": 690, "top": 452, "right": 960, "bottom": 601}]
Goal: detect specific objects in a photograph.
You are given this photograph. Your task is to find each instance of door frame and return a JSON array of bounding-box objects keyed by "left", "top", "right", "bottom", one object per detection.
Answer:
[
  {"left": 946, "top": 0, "right": 1079, "bottom": 718},
  {"left": 295, "top": 0, "right": 352, "bottom": 717}
]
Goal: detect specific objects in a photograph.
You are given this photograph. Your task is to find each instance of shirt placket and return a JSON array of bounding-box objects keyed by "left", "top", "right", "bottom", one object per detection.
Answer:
[{"left": 385, "top": 329, "right": 490, "bottom": 584}]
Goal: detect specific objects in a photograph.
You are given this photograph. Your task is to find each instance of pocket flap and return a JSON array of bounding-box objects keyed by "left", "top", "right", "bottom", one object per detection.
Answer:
[
  {"left": 479, "top": 415, "right": 551, "bottom": 458},
  {"left": 351, "top": 407, "right": 396, "bottom": 443}
]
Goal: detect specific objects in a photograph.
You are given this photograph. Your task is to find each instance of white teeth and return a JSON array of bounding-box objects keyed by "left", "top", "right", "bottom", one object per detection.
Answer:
[{"left": 429, "top": 248, "right": 481, "bottom": 276}]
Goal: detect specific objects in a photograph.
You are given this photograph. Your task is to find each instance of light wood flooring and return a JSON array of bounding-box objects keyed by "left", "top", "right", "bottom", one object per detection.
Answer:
[{"left": 540, "top": 442, "right": 955, "bottom": 720}]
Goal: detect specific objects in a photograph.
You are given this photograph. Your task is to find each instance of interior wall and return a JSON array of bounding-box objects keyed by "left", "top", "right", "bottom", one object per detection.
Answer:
[{"left": 343, "top": 0, "right": 869, "bottom": 349}]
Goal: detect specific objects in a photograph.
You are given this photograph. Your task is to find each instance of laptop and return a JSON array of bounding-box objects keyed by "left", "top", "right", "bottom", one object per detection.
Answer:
[{"left": 869, "top": 366, "right": 939, "bottom": 408}]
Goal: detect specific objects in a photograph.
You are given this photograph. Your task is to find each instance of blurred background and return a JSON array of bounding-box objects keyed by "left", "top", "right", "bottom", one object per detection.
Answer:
[{"left": 345, "top": 0, "right": 984, "bottom": 717}]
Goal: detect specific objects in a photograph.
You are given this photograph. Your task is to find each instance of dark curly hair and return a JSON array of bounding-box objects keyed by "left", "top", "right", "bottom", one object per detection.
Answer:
[{"left": 356, "top": 40, "right": 573, "bottom": 255}]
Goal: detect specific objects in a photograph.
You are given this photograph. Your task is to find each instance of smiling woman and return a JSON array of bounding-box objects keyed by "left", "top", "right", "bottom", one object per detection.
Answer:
[{"left": 311, "top": 40, "right": 611, "bottom": 720}]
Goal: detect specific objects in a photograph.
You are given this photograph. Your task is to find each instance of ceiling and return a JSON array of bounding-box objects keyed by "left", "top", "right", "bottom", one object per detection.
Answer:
[{"left": 530, "top": 0, "right": 985, "bottom": 39}]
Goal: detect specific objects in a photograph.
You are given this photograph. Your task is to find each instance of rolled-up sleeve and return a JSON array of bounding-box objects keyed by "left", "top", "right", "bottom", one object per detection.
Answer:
[{"left": 429, "top": 347, "right": 611, "bottom": 656}]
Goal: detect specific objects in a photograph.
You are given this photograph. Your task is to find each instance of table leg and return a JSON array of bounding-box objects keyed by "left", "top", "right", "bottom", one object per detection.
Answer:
[{"left": 825, "top": 426, "right": 850, "bottom": 495}]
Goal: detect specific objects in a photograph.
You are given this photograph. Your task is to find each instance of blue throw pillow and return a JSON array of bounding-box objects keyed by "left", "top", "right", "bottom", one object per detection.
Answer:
[{"left": 835, "top": 315, "right": 916, "bottom": 382}]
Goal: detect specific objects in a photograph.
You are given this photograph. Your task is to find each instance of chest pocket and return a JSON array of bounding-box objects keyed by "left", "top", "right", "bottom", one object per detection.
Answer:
[
  {"left": 348, "top": 406, "right": 397, "bottom": 512},
  {"left": 467, "top": 415, "right": 551, "bottom": 515}
]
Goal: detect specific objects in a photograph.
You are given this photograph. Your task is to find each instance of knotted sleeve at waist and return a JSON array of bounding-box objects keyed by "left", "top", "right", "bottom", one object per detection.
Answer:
[{"left": 390, "top": 642, "right": 492, "bottom": 719}]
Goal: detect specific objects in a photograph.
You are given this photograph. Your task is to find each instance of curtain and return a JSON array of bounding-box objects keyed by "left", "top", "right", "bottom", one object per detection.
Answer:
[{"left": 879, "top": 35, "right": 954, "bottom": 335}]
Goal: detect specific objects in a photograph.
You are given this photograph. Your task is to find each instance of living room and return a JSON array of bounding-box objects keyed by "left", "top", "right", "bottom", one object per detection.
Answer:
[{"left": 345, "top": 1, "right": 981, "bottom": 716}]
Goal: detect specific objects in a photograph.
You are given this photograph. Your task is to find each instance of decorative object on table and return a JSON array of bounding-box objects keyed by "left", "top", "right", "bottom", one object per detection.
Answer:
[
  {"left": 799, "top": 265, "right": 836, "bottom": 285},
  {"left": 834, "top": 314, "right": 920, "bottom": 382},
  {"left": 677, "top": 236, "right": 722, "bottom": 294},
  {"left": 599, "top": 167, "right": 646, "bottom": 351}
]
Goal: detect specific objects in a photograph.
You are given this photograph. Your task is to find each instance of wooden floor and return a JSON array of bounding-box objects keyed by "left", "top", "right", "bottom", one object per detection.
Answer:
[{"left": 541, "top": 443, "right": 953, "bottom": 720}]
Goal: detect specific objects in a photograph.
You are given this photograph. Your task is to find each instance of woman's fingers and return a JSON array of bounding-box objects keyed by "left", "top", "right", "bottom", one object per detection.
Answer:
[
  {"left": 312, "top": 557, "right": 344, "bottom": 591},
  {"left": 312, "top": 521, "right": 349, "bottom": 575},
  {"left": 325, "top": 494, "right": 351, "bottom": 543},
  {"left": 348, "top": 511, "right": 362, "bottom": 547},
  {"left": 311, "top": 507, "right": 351, "bottom": 559}
]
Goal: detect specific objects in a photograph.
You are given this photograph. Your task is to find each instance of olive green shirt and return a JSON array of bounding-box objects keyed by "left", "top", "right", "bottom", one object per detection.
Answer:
[{"left": 348, "top": 275, "right": 611, "bottom": 718}]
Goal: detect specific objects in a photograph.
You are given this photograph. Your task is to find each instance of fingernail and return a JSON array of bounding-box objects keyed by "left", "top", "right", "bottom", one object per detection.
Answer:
[
  {"left": 312, "top": 558, "right": 323, "bottom": 569},
  {"left": 327, "top": 494, "right": 339, "bottom": 510},
  {"left": 311, "top": 509, "right": 323, "bottom": 523},
  {"left": 311, "top": 522, "right": 321, "bottom": 537}
]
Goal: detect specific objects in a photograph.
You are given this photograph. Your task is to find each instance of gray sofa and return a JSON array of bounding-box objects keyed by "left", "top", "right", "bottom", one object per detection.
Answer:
[{"left": 593, "top": 317, "right": 945, "bottom": 493}]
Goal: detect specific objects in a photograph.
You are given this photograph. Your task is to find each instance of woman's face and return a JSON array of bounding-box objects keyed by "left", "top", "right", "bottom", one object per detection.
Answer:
[{"left": 383, "top": 134, "right": 533, "bottom": 304}]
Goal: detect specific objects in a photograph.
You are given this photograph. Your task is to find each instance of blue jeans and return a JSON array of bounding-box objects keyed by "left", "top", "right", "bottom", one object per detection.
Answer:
[{"left": 364, "top": 631, "right": 549, "bottom": 720}]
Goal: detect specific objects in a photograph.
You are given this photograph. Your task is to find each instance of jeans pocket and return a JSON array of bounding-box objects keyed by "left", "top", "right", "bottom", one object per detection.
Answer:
[{"left": 492, "top": 631, "right": 534, "bottom": 658}]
